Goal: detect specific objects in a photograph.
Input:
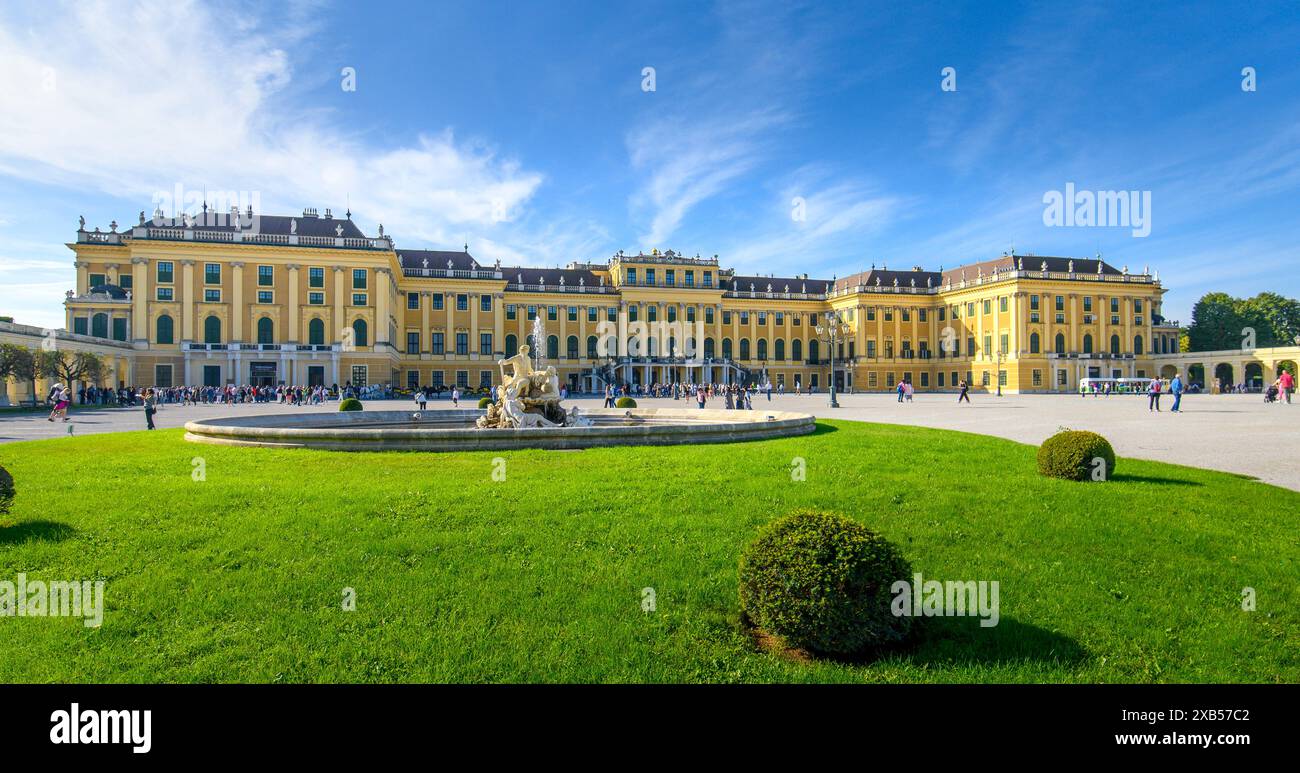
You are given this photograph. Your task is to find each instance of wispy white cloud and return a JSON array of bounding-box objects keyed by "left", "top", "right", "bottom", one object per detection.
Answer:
[
  {"left": 627, "top": 109, "right": 788, "bottom": 246},
  {"left": 0, "top": 0, "right": 543, "bottom": 245}
]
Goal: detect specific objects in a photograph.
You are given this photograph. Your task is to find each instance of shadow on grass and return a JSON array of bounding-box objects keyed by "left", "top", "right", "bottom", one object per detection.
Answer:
[
  {"left": 746, "top": 615, "right": 1087, "bottom": 670},
  {"left": 0, "top": 520, "right": 77, "bottom": 545},
  {"left": 901, "top": 615, "right": 1088, "bottom": 669},
  {"left": 1111, "top": 472, "right": 1202, "bottom": 487},
  {"left": 810, "top": 422, "right": 839, "bottom": 436}
]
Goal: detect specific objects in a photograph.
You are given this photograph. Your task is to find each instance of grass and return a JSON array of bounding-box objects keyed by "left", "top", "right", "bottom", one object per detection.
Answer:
[{"left": 0, "top": 421, "right": 1295, "bottom": 683}]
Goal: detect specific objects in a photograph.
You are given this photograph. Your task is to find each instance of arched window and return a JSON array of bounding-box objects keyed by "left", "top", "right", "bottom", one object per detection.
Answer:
[
  {"left": 526, "top": 334, "right": 536, "bottom": 352},
  {"left": 566, "top": 335, "right": 578, "bottom": 359},
  {"left": 704, "top": 338, "right": 715, "bottom": 359},
  {"left": 808, "top": 339, "right": 819, "bottom": 362},
  {"left": 775, "top": 339, "right": 785, "bottom": 361},
  {"left": 505, "top": 334, "right": 518, "bottom": 357},
  {"left": 792, "top": 339, "right": 802, "bottom": 362},
  {"left": 722, "top": 338, "right": 733, "bottom": 359},
  {"left": 547, "top": 335, "right": 559, "bottom": 360},
  {"left": 204, "top": 315, "right": 222, "bottom": 344},
  {"left": 1110, "top": 334, "right": 1120, "bottom": 355},
  {"left": 91, "top": 313, "right": 108, "bottom": 339},
  {"left": 740, "top": 339, "right": 751, "bottom": 360},
  {"left": 257, "top": 317, "right": 274, "bottom": 344},
  {"left": 647, "top": 337, "right": 657, "bottom": 356},
  {"left": 1083, "top": 334, "right": 1093, "bottom": 354},
  {"left": 1029, "top": 331, "right": 1040, "bottom": 354},
  {"left": 156, "top": 314, "right": 174, "bottom": 345},
  {"left": 352, "top": 319, "right": 368, "bottom": 347},
  {"left": 309, "top": 318, "right": 325, "bottom": 346},
  {"left": 1134, "top": 335, "right": 1143, "bottom": 356},
  {"left": 1054, "top": 333, "right": 1066, "bottom": 354},
  {"left": 757, "top": 339, "right": 768, "bottom": 360},
  {"left": 586, "top": 335, "right": 598, "bottom": 358}
]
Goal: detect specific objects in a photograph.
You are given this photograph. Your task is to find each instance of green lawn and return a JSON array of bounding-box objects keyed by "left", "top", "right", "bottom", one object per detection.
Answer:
[{"left": 0, "top": 421, "right": 1295, "bottom": 683}]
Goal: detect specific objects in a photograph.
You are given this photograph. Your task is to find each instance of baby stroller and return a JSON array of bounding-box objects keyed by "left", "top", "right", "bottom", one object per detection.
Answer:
[{"left": 1265, "top": 384, "right": 1279, "bottom": 403}]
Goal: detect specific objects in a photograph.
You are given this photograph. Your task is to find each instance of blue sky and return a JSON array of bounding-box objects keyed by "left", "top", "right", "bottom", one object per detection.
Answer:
[{"left": 2, "top": 0, "right": 1298, "bottom": 329}]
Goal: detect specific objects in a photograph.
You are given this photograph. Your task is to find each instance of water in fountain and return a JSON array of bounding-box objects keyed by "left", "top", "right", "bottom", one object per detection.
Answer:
[{"left": 530, "top": 314, "right": 546, "bottom": 371}]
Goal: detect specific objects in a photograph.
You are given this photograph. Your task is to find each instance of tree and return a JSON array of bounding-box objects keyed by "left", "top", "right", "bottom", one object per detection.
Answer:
[
  {"left": 39, "top": 350, "right": 104, "bottom": 401},
  {"left": 1186, "top": 291, "right": 1300, "bottom": 351},
  {"left": 1187, "top": 293, "right": 1247, "bottom": 351},
  {"left": 0, "top": 344, "right": 36, "bottom": 406}
]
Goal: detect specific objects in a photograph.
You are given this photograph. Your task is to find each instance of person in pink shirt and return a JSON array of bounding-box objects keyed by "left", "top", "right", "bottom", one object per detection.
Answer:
[{"left": 1280, "top": 369, "right": 1294, "bottom": 404}]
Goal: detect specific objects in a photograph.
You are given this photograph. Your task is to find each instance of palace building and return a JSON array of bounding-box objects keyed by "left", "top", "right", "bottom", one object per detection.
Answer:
[{"left": 50, "top": 206, "right": 1184, "bottom": 396}]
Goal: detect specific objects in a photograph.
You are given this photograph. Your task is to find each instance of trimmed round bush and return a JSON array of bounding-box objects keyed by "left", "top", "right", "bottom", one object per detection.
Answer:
[
  {"left": 739, "top": 509, "right": 913, "bottom": 656},
  {"left": 338, "top": 398, "right": 364, "bottom": 412},
  {"left": 615, "top": 396, "right": 637, "bottom": 408},
  {"left": 1037, "top": 429, "right": 1116, "bottom": 481},
  {"left": 0, "top": 464, "right": 13, "bottom": 515},
  {"left": 478, "top": 396, "right": 492, "bottom": 409}
]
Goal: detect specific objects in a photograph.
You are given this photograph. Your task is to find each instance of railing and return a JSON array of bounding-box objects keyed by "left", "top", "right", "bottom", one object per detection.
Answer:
[
  {"left": 184, "top": 343, "right": 341, "bottom": 353},
  {"left": 506, "top": 282, "right": 616, "bottom": 294},
  {"left": 403, "top": 267, "right": 503, "bottom": 280},
  {"left": 127, "top": 227, "right": 393, "bottom": 250},
  {"left": 725, "top": 288, "right": 824, "bottom": 300}
]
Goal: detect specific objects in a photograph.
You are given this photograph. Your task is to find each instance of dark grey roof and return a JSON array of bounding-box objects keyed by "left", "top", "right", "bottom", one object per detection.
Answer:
[
  {"left": 834, "top": 268, "right": 942, "bottom": 292},
  {"left": 87, "top": 283, "right": 129, "bottom": 300},
  {"left": 941, "top": 256, "right": 1119, "bottom": 284},
  {"left": 505, "top": 266, "right": 605, "bottom": 289},
  {"left": 398, "top": 249, "right": 483, "bottom": 271},
  {"left": 726, "top": 275, "right": 833, "bottom": 295},
  {"left": 139, "top": 212, "right": 369, "bottom": 239}
]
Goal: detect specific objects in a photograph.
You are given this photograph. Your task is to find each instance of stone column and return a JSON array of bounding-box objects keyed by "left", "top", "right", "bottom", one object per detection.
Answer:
[
  {"left": 131, "top": 258, "right": 148, "bottom": 344},
  {"left": 286, "top": 264, "right": 300, "bottom": 343},
  {"left": 375, "top": 268, "right": 391, "bottom": 345},
  {"left": 75, "top": 261, "right": 89, "bottom": 294},
  {"left": 471, "top": 294, "right": 481, "bottom": 356},
  {"left": 493, "top": 293, "right": 505, "bottom": 355},
  {"left": 181, "top": 260, "right": 196, "bottom": 341},
  {"left": 332, "top": 266, "right": 346, "bottom": 344},
  {"left": 420, "top": 291, "right": 431, "bottom": 352},
  {"left": 230, "top": 262, "right": 244, "bottom": 342}
]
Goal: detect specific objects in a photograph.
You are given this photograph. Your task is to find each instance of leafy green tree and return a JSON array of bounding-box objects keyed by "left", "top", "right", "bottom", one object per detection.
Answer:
[
  {"left": 39, "top": 350, "right": 104, "bottom": 401},
  {"left": 1187, "top": 293, "right": 1248, "bottom": 351},
  {"left": 0, "top": 344, "right": 36, "bottom": 405}
]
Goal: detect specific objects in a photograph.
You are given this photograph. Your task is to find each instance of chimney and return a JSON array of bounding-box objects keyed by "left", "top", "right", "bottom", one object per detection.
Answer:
[{"left": 324, "top": 208, "right": 332, "bottom": 219}]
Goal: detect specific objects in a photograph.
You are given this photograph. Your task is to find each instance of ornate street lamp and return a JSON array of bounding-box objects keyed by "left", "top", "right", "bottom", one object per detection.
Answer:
[
  {"left": 814, "top": 311, "right": 853, "bottom": 408},
  {"left": 996, "top": 348, "right": 1005, "bottom": 397}
]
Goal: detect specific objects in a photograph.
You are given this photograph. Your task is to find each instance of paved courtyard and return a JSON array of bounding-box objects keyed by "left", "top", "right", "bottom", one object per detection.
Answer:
[{"left": 1, "top": 391, "right": 1294, "bottom": 490}]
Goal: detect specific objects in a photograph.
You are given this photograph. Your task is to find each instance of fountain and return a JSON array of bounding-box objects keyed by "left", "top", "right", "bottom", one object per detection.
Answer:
[
  {"left": 184, "top": 344, "right": 816, "bottom": 451},
  {"left": 475, "top": 344, "right": 592, "bottom": 429}
]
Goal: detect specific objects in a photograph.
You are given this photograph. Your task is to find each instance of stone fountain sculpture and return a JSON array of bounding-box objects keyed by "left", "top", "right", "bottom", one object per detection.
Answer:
[{"left": 476, "top": 344, "right": 593, "bottom": 429}]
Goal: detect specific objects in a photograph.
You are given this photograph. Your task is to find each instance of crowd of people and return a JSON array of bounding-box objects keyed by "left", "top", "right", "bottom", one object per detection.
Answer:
[
  {"left": 37, "top": 369, "right": 1298, "bottom": 428},
  {"left": 599, "top": 381, "right": 778, "bottom": 410}
]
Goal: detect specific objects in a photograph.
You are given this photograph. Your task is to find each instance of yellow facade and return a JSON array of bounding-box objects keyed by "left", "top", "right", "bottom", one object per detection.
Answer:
[{"left": 58, "top": 212, "right": 1176, "bottom": 393}]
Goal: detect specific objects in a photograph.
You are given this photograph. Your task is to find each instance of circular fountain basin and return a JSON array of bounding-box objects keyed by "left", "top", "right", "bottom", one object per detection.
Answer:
[{"left": 183, "top": 408, "right": 816, "bottom": 451}]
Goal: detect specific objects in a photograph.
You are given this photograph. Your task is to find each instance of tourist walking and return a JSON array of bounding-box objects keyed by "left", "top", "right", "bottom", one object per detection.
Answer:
[
  {"left": 957, "top": 379, "right": 970, "bottom": 403},
  {"left": 47, "top": 383, "right": 70, "bottom": 422},
  {"left": 143, "top": 388, "right": 158, "bottom": 430},
  {"left": 1147, "top": 377, "right": 1161, "bottom": 411},
  {"left": 1170, "top": 373, "right": 1184, "bottom": 413},
  {"left": 1280, "top": 369, "right": 1294, "bottom": 404},
  {"left": 451, "top": 386, "right": 460, "bottom": 407},
  {"left": 416, "top": 388, "right": 427, "bottom": 411},
  {"left": 896, "top": 380, "right": 905, "bottom": 403}
]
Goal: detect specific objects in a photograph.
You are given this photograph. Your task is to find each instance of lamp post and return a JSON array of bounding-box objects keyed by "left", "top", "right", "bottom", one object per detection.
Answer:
[
  {"left": 996, "top": 348, "right": 1005, "bottom": 397},
  {"left": 814, "top": 311, "right": 853, "bottom": 408}
]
